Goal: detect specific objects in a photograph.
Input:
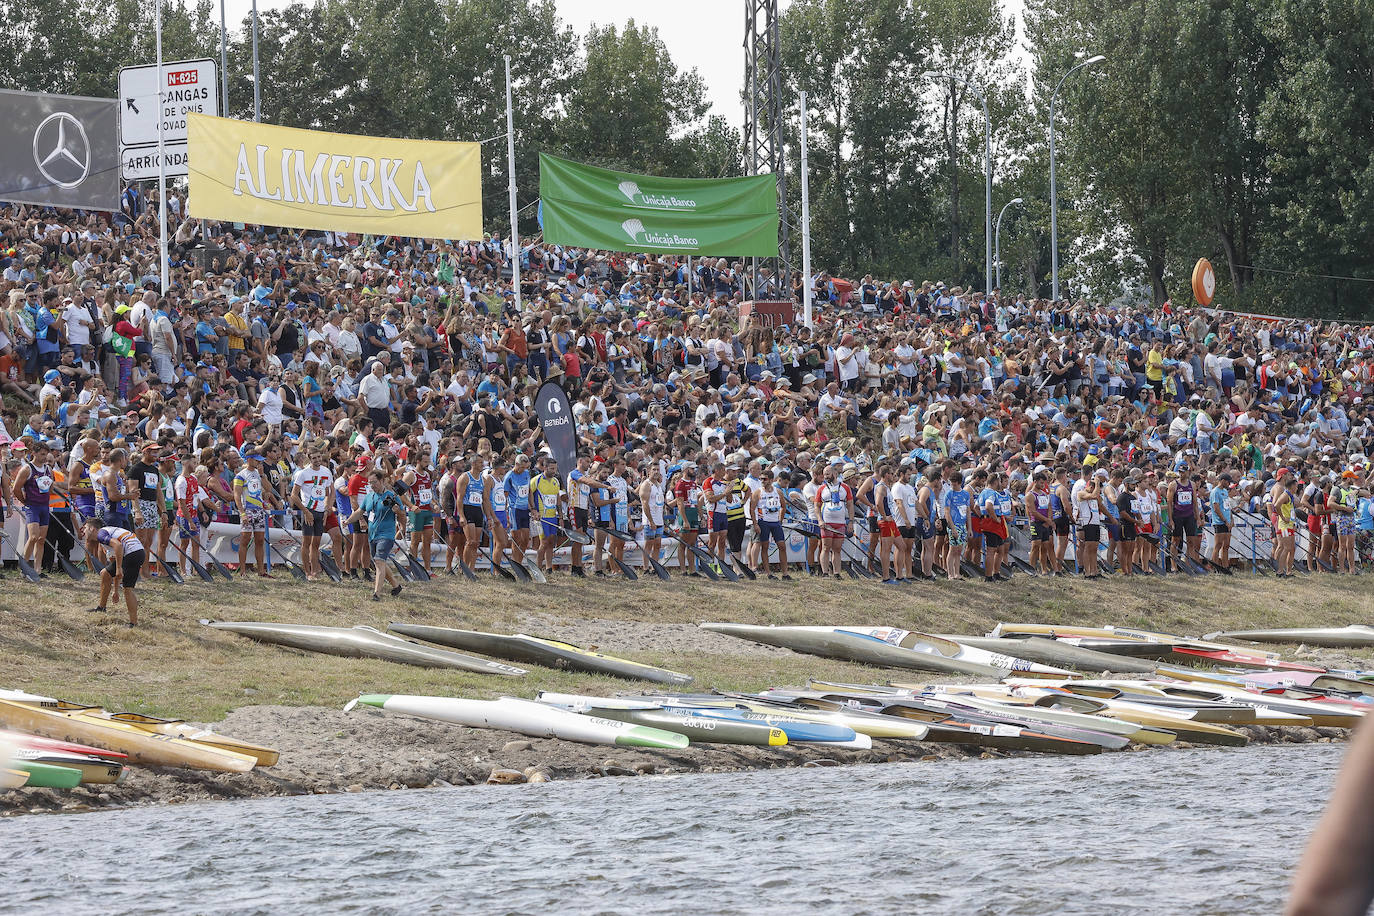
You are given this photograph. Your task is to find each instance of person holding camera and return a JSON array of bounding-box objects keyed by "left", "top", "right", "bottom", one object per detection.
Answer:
[{"left": 345, "top": 467, "right": 411, "bottom": 601}]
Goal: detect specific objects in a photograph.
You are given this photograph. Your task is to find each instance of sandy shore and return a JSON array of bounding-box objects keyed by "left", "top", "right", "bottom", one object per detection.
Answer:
[{"left": 0, "top": 703, "right": 1350, "bottom": 817}]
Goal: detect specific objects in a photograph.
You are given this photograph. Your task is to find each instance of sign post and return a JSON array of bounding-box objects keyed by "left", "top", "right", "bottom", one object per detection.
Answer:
[{"left": 118, "top": 57, "right": 217, "bottom": 181}]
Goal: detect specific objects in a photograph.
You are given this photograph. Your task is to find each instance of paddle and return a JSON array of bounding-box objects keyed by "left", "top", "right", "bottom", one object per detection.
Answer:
[
  {"left": 668, "top": 530, "right": 720, "bottom": 580},
  {"left": 0, "top": 529, "right": 40, "bottom": 583},
  {"left": 160, "top": 529, "right": 215, "bottom": 582},
  {"left": 601, "top": 526, "right": 669, "bottom": 581},
  {"left": 158, "top": 555, "right": 185, "bottom": 585},
  {"left": 448, "top": 552, "right": 478, "bottom": 581},
  {"left": 515, "top": 550, "right": 547, "bottom": 584},
  {"left": 392, "top": 542, "right": 432, "bottom": 582},
  {"left": 275, "top": 527, "right": 344, "bottom": 583},
  {"left": 608, "top": 553, "right": 638, "bottom": 581},
  {"left": 554, "top": 524, "right": 592, "bottom": 546},
  {"left": 483, "top": 545, "right": 517, "bottom": 581},
  {"left": 46, "top": 513, "right": 84, "bottom": 581},
  {"left": 263, "top": 517, "right": 308, "bottom": 582}
]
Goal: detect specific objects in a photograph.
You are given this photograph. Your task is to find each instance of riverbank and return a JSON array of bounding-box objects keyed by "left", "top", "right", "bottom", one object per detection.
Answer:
[{"left": 1, "top": 569, "right": 1369, "bottom": 815}]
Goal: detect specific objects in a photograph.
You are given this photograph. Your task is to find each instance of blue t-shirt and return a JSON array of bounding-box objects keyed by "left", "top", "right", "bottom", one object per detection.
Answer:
[
  {"left": 503, "top": 470, "right": 530, "bottom": 510},
  {"left": 360, "top": 490, "right": 398, "bottom": 541},
  {"left": 1209, "top": 485, "right": 1231, "bottom": 526},
  {"left": 943, "top": 489, "right": 971, "bottom": 529}
]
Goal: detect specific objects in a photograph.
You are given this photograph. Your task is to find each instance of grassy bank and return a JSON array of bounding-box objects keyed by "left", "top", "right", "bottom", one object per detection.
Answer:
[{"left": 2, "top": 567, "right": 1372, "bottom": 722}]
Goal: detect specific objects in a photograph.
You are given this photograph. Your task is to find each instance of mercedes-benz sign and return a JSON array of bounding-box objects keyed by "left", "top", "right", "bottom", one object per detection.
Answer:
[{"left": 1, "top": 88, "right": 118, "bottom": 211}]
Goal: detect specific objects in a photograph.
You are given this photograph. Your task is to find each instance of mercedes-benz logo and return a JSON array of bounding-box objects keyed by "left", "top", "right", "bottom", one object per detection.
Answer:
[{"left": 33, "top": 112, "right": 91, "bottom": 190}]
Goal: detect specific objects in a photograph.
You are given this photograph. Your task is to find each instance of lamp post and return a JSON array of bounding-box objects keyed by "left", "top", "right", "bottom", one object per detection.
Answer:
[
  {"left": 995, "top": 197, "right": 1022, "bottom": 291},
  {"left": 1049, "top": 53, "right": 1104, "bottom": 301},
  {"left": 923, "top": 71, "right": 991, "bottom": 299}
]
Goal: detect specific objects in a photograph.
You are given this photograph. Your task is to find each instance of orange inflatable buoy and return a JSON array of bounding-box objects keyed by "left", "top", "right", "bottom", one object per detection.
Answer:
[{"left": 1192, "top": 258, "right": 1216, "bottom": 306}]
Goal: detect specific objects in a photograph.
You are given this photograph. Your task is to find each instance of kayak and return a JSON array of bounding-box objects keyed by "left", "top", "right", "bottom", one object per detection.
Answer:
[
  {"left": 202, "top": 621, "right": 527, "bottom": 677},
  {"left": 1, "top": 768, "right": 28, "bottom": 789},
  {"left": 657, "top": 706, "right": 872, "bottom": 748},
  {"left": 0, "top": 699, "right": 258, "bottom": 772},
  {"left": 0, "top": 729, "right": 130, "bottom": 765},
  {"left": 0, "top": 698, "right": 277, "bottom": 768},
  {"left": 533, "top": 696, "right": 786, "bottom": 746},
  {"left": 1168, "top": 647, "right": 1326, "bottom": 674},
  {"left": 13, "top": 760, "right": 82, "bottom": 789},
  {"left": 1209, "top": 626, "right": 1374, "bottom": 648},
  {"left": 11, "top": 748, "right": 126, "bottom": 785},
  {"left": 920, "top": 687, "right": 1175, "bottom": 745},
  {"left": 387, "top": 624, "right": 692, "bottom": 685},
  {"left": 938, "top": 635, "right": 1158, "bottom": 674},
  {"left": 700, "top": 623, "right": 1036, "bottom": 678},
  {"left": 990, "top": 624, "right": 1281, "bottom": 659},
  {"left": 348, "top": 694, "right": 689, "bottom": 749}
]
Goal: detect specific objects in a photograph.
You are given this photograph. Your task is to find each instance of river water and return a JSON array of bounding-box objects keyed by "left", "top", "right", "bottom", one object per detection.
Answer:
[{"left": 3, "top": 742, "right": 1341, "bottom": 915}]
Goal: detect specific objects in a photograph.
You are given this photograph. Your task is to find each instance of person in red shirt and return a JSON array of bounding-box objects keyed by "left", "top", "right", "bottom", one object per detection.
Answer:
[{"left": 345, "top": 455, "right": 373, "bottom": 575}]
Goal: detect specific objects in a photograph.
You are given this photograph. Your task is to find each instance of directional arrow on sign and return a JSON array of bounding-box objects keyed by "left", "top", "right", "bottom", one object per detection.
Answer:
[{"left": 126, "top": 98, "right": 139, "bottom": 115}]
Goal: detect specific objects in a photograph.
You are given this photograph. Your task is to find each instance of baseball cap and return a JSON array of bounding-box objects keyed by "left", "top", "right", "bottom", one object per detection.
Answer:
[{"left": 43, "top": 369, "right": 60, "bottom": 383}]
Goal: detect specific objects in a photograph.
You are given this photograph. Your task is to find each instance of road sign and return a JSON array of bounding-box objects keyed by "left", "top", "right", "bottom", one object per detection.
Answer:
[
  {"left": 121, "top": 142, "right": 190, "bottom": 182},
  {"left": 117, "top": 58, "right": 217, "bottom": 178}
]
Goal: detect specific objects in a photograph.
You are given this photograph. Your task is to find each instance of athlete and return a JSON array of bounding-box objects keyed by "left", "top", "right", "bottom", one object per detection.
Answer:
[
  {"left": 531, "top": 455, "right": 564, "bottom": 575},
  {"left": 638, "top": 462, "right": 667, "bottom": 575},
  {"left": 503, "top": 453, "right": 533, "bottom": 570},
  {"left": 942, "top": 471, "right": 972, "bottom": 581},
  {"left": 85, "top": 521, "right": 144, "bottom": 626},
  {"left": 291, "top": 449, "right": 333, "bottom": 580},
  {"left": 749, "top": 467, "right": 790, "bottom": 579},
  {"left": 814, "top": 463, "right": 852, "bottom": 579}
]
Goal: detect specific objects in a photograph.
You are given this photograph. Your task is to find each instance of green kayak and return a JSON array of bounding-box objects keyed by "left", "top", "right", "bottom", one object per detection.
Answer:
[{"left": 15, "top": 760, "right": 83, "bottom": 789}]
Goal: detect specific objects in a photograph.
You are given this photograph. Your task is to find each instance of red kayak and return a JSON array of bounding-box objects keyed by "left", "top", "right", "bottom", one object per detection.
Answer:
[
  {"left": 0, "top": 728, "right": 130, "bottom": 763},
  {"left": 1171, "top": 647, "right": 1326, "bottom": 673}
]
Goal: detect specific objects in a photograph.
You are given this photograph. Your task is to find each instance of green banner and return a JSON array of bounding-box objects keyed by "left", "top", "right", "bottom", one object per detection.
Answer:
[{"left": 538, "top": 153, "right": 779, "bottom": 257}]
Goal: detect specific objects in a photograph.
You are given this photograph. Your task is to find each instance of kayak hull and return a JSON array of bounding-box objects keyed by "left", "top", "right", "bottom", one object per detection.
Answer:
[
  {"left": 1211, "top": 626, "right": 1374, "bottom": 648},
  {"left": 388, "top": 624, "right": 691, "bottom": 685},
  {"left": 701, "top": 623, "right": 1009, "bottom": 678}
]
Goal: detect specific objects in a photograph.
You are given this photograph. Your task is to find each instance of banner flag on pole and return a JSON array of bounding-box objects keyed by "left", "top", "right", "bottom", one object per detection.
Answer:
[
  {"left": 186, "top": 114, "right": 482, "bottom": 238},
  {"left": 538, "top": 152, "right": 778, "bottom": 257},
  {"left": 535, "top": 380, "right": 579, "bottom": 480}
]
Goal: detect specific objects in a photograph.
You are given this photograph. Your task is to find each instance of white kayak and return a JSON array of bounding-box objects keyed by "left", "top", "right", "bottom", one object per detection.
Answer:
[
  {"left": 1207, "top": 626, "right": 1374, "bottom": 648},
  {"left": 347, "top": 694, "right": 689, "bottom": 749}
]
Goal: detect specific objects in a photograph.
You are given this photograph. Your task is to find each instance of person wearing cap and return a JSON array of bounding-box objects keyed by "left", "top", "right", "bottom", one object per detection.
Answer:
[
  {"left": 234, "top": 449, "right": 281, "bottom": 577},
  {"left": 1208, "top": 472, "right": 1235, "bottom": 574},
  {"left": 1333, "top": 469, "right": 1361, "bottom": 574},
  {"left": 125, "top": 441, "right": 166, "bottom": 577}
]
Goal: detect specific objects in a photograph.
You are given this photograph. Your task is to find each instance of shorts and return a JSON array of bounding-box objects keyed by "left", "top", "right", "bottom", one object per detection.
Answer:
[
  {"left": 984, "top": 531, "right": 1005, "bottom": 548},
  {"left": 408, "top": 510, "right": 434, "bottom": 531},
  {"left": 240, "top": 506, "right": 266, "bottom": 533},
  {"left": 1120, "top": 524, "right": 1138, "bottom": 543},
  {"left": 540, "top": 518, "right": 561, "bottom": 538},
  {"left": 758, "top": 520, "right": 785, "bottom": 543},
  {"left": 1104, "top": 522, "right": 1120, "bottom": 542},
  {"left": 1174, "top": 515, "right": 1199, "bottom": 538},
  {"left": 370, "top": 537, "right": 395, "bottom": 561},
  {"left": 681, "top": 508, "right": 699, "bottom": 530},
  {"left": 915, "top": 519, "right": 935, "bottom": 540},
  {"left": 878, "top": 519, "right": 899, "bottom": 539},
  {"left": 136, "top": 499, "right": 162, "bottom": 530},
  {"left": 948, "top": 525, "right": 968, "bottom": 547},
  {"left": 899, "top": 525, "right": 918, "bottom": 541},
  {"left": 821, "top": 522, "right": 846, "bottom": 540},
  {"left": 573, "top": 507, "right": 589, "bottom": 531},
  {"left": 710, "top": 511, "right": 728, "bottom": 534},
  {"left": 462, "top": 504, "right": 485, "bottom": 527},
  {"left": 1031, "top": 521, "right": 1052, "bottom": 542},
  {"left": 643, "top": 525, "right": 663, "bottom": 540},
  {"left": 302, "top": 511, "right": 325, "bottom": 538},
  {"left": 21, "top": 504, "right": 50, "bottom": 527},
  {"left": 1054, "top": 517, "right": 1071, "bottom": 537},
  {"left": 510, "top": 508, "right": 528, "bottom": 531},
  {"left": 1214, "top": 522, "right": 1230, "bottom": 534},
  {"left": 108, "top": 551, "right": 143, "bottom": 588},
  {"left": 177, "top": 515, "right": 200, "bottom": 540},
  {"left": 325, "top": 513, "right": 339, "bottom": 533},
  {"left": 494, "top": 510, "right": 509, "bottom": 530},
  {"left": 727, "top": 517, "right": 746, "bottom": 553},
  {"left": 1336, "top": 516, "right": 1357, "bottom": 537}
]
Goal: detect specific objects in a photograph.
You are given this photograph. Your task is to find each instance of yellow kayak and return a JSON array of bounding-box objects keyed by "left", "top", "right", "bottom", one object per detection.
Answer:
[{"left": 0, "top": 700, "right": 258, "bottom": 773}]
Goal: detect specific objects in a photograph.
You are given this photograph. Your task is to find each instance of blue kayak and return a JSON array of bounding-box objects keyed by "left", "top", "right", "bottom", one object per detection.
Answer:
[{"left": 659, "top": 705, "right": 860, "bottom": 745}]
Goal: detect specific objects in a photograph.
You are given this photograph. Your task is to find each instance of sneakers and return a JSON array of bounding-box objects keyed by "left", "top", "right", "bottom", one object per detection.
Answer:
[
  {"left": 781, "top": 574, "right": 793, "bottom": 581},
  {"left": 571, "top": 566, "right": 586, "bottom": 579},
  {"left": 390, "top": 585, "right": 403, "bottom": 597},
  {"left": 767, "top": 574, "right": 779, "bottom": 580}
]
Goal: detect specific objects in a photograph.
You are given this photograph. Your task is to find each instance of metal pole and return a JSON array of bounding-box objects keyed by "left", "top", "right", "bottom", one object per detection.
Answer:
[
  {"left": 982, "top": 94, "right": 992, "bottom": 299},
  {"left": 219, "top": 0, "right": 229, "bottom": 115},
  {"left": 686, "top": 255, "right": 692, "bottom": 301},
  {"left": 504, "top": 55, "right": 521, "bottom": 316},
  {"left": 995, "top": 197, "right": 1023, "bottom": 291},
  {"left": 251, "top": 0, "right": 260, "bottom": 121},
  {"left": 1049, "top": 54, "right": 1103, "bottom": 302},
  {"left": 799, "top": 90, "right": 813, "bottom": 330},
  {"left": 156, "top": 0, "right": 169, "bottom": 295}
]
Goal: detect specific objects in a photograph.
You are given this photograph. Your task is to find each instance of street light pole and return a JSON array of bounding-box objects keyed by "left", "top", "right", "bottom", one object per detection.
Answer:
[
  {"left": 251, "top": 0, "right": 260, "bottom": 121},
  {"left": 923, "top": 71, "right": 992, "bottom": 298},
  {"left": 995, "top": 197, "right": 1023, "bottom": 291},
  {"left": 1049, "top": 53, "right": 1104, "bottom": 302}
]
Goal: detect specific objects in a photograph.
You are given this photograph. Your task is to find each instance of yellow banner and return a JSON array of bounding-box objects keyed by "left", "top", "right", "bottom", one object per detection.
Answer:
[{"left": 186, "top": 114, "right": 482, "bottom": 238}]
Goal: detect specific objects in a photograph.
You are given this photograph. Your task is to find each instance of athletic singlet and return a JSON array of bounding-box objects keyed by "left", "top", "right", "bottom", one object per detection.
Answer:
[
  {"left": 503, "top": 470, "right": 530, "bottom": 511},
  {"left": 463, "top": 472, "right": 485, "bottom": 507},
  {"left": 161, "top": 472, "right": 175, "bottom": 511},
  {"left": 996, "top": 490, "right": 1014, "bottom": 517},
  {"left": 533, "top": 474, "right": 561, "bottom": 518},
  {"left": 1033, "top": 489, "right": 1052, "bottom": 519},
  {"left": 486, "top": 472, "right": 508, "bottom": 513},
  {"left": 726, "top": 480, "right": 748, "bottom": 521},
  {"left": 22, "top": 461, "right": 52, "bottom": 507},
  {"left": 235, "top": 469, "right": 265, "bottom": 509},
  {"left": 819, "top": 483, "right": 848, "bottom": 525},
  {"left": 703, "top": 477, "right": 729, "bottom": 515},
  {"left": 70, "top": 461, "right": 96, "bottom": 515},
  {"left": 644, "top": 481, "right": 666, "bottom": 525},
  {"left": 1173, "top": 482, "right": 1195, "bottom": 518},
  {"left": 608, "top": 475, "right": 629, "bottom": 526},
  {"left": 569, "top": 469, "right": 588, "bottom": 510},
  {"left": 860, "top": 476, "right": 881, "bottom": 517},
  {"left": 411, "top": 470, "right": 434, "bottom": 509},
  {"left": 176, "top": 473, "right": 202, "bottom": 519},
  {"left": 97, "top": 526, "right": 143, "bottom": 555},
  {"left": 756, "top": 486, "right": 783, "bottom": 522},
  {"left": 1051, "top": 489, "right": 1066, "bottom": 519}
]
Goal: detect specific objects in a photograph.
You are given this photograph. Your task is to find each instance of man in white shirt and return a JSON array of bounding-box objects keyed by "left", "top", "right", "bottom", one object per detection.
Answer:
[
  {"left": 61, "top": 297, "right": 94, "bottom": 364},
  {"left": 818, "top": 381, "right": 849, "bottom": 421},
  {"left": 257, "top": 379, "right": 285, "bottom": 432},
  {"left": 358, "top": 361, "right": 392, "bottom": 432}
]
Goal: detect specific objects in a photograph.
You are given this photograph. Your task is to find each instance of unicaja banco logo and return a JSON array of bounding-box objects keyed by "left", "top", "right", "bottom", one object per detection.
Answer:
[
  {"left": 620, "top": 218, "right": 699, "bottom": 250},
  {"left": 614, "top": 180, "right": 698, "bottom": 210}
]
